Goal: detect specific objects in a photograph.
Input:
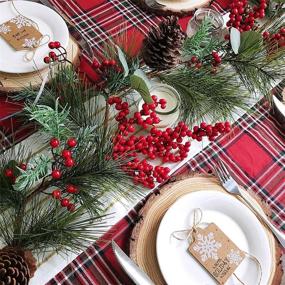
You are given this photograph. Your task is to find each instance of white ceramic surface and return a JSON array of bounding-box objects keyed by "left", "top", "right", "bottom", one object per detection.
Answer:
[
  {"left": 156, "top": 0, "right": 209, "bottom": 11},
  {"left": 157, "top": 191, "right": 272, "bottom": 285},
  {"left": 0, "top": 0, "right": 69, "bottom": 73}
]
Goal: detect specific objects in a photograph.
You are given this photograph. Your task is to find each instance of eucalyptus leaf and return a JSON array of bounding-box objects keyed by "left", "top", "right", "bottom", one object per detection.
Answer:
[
  {"left": 130, "top": 72, "right": 153, "bottom": 103},
  {"left": 116, "top": 45, "right": 129, "bottom": 78},
  {"left": 239, "top": 31, "right": 262, "bottom": 56},
  {"left": 230, "top": 27, "right": 241, "bottom": 55}
]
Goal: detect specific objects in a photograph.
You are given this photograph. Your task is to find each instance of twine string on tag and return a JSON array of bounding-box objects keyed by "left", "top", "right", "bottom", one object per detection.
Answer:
[
  {"left": 10, "top": 0, "right": 50, "bottom": 61},
  {"left": 171, "top": 208, "right": 263, "bottom": 285}
]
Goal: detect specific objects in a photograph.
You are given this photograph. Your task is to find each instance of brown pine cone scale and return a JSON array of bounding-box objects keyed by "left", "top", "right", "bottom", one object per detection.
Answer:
[
  {"left": 0, "top": 248, "right": 33, "bottom": 285},
  {"left": 142, "top": 16, "right": 186, "bottom": 70}
]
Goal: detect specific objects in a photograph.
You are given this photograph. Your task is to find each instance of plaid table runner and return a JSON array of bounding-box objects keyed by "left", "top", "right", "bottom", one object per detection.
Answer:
[{"left": 46, "top": 100, "right": 285, "bottom": 285}]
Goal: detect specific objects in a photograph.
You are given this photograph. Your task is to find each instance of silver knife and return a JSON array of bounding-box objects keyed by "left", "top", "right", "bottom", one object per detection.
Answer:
[{"left": 112, "top": 241, "right": 155, "bottom": 285}]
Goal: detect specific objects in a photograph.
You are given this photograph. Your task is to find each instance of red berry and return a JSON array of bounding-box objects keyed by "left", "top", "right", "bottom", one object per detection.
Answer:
[
  {"left": 67, "top": 203, "right": 76, "bottom": 212},
  {"left": 61, "top": 198, "right": 70, "bottom": 207},
  {"left": 67, "top": 138, "right": 77, "bottom": 148},
  {"left": 92, "top": 60, "right": 100, "bottom": 69},
  {"left": 102, "top": 59, "right": 110, "bottom": 66},
  {"left": 280, "top": 27, "right": 285, "bottom": 35},
  {"left": 61, "top": 149, "right": 72, "bottom": 159},
  {"left": 44, "top": 56, "right": 51, "bottom": 64},
  {"left": 4, "top": 168, "right": 13, "bottom": 178},
  {"left": 109, "top": 59, "right": 117, "bottom": 66},
  {"left": 190, "top": 56, "right": 198, "bottom": 64},
  {"left": 195, "top": 62, "right": 202, "bottom": 69},
  {"left": 48, "top": 42, "right": 56, "bottom": 49},
  {"left": 49, "top": 51, "right": 57, "bottom": 59},
  {"left": 52, "top": 189, "right": 61, "bottom": 199},
  {"left": 50, "top": 137, "right": 60, "bottom": 148},
  {"left": 65, "top": 158, "right": 75, "bottom": 168},
  {"left": 19, "top": 163, "right": 27, "bottom": 171},
  {"left": 54, "top": 41, "right": 61, "bottom": 48},
  {"left": 66, "top": 184, "right": 78, "bottom": 194},
  {"left": 51, "top": 169, "right": 62, "bottom": 179}
]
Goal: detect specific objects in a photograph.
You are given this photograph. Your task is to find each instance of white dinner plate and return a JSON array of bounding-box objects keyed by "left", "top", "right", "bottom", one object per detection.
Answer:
[
  {"left": 0, "top": 0, "right": 69, "bottom": 73},
  {"left": 156, "top": 0, "right": 210, "bottom": 11},
  {"left": 157, "top": 191, "right": 272, "bottom": 285}
]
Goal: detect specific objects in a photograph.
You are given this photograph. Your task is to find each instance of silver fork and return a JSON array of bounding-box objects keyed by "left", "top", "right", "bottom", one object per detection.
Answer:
[
  {"left": 145, "top": 0, "right": 166, "bottom": 9},
  {"left": 215, "top": 160, "right": 285, "bottom": 248}
]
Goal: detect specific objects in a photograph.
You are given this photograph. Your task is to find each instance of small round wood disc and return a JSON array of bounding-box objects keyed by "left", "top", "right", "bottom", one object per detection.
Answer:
[
  {"left": 131, "top": 0, "right": 211, "bottom": 16},
  {"left": 0, "top": 36, "right": 80, "bottom": 93},
  {"left": 130, "top": 175, "right": 282, "bottom": 285}
]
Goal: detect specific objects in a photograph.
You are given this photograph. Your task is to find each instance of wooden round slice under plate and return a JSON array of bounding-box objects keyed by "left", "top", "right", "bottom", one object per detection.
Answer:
[
  {"left": 130, "top": 175, "right": 282, "bottom": 285},
  {"left": 131, "top": 0, "right": 211, "bottom": 16},
  {"left": 0, "top": 36, "right": 80, "bottom": 93}
]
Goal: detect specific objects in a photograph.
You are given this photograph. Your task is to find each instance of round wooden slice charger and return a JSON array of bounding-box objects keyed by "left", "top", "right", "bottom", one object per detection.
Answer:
[
  {"left": 131, "top": 0, "right": 211, "bottom": 16},
  {"left": 0, "top": 36, "right": 80, "bottom": 93},
  {"left": 130, "top": 174, "right": 283, "bottom": 285}
]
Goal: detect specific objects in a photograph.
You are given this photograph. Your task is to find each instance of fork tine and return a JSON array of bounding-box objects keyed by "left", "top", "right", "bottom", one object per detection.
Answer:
[
  {"left": 214, "top": 163, "right": 226, "bottom": 183},
  {"left": 218, "top": 160, "right": 230, "bottom": 179}
]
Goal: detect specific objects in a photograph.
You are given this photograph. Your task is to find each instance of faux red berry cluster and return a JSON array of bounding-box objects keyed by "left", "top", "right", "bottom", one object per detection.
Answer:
[
  {"left": 44, "top": 41, "right": 68, "bottom": 64},
  {"left": 263, "top": 27, "right": 285, "bottom": 48},
  {"left": 49, "top": 137, "right": 78, "bottom": 211},
  {"left": 189, "top": 56, "right": 203, "bottom": 69},
  {"left": 51, "top": 184, "right": 78, "bottom": 212},
  {"left": 227, "top": 0, "right": 267, "bottom": 31},
  {"left": 50, "top": 137, "right": 77, "bottom": 180},
  {"left": 3, "top": 163, "right": 27, "bottom": 184},
  {"left": 108, "top": 96, "right": 231, "bottom": 188}
]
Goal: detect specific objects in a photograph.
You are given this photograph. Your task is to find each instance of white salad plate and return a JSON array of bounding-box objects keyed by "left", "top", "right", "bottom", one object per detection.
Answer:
[
  {"left": 156, "top": 190, "right": 273, "bottom": 285},
  {"left": 0, "top": 0, "right": 69, "bottom": 73},
  {"left": 156, "top": 0, "right": 210, "bottom": 11}
]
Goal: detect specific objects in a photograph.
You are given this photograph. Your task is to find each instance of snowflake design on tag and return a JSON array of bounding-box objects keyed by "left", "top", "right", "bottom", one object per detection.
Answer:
[
  {"left": 11, "top": 15, "right": 32, "bottom": 29},
  {"left": 22, "top": 38, "right": 38, "bottom": 48},
  {"left": 227, "top": 249, "right": 243, "bottom": 265},
  {"left": 0, "top": 23, "right": 11, "bottom": 34},
  {"left": 193, "top": 232, "right": 222, "bottom": 262}
]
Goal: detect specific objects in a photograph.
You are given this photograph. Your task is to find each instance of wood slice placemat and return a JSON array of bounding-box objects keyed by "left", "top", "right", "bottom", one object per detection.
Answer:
[
  {"left": 130, "top": 175, "right": 282, "bottom": 285},
  {"left": 131, "top": 0, "right": 211, "bottom": 17},
  {"left": 0, "top": 36, "right": 80, "bottom": 93}
]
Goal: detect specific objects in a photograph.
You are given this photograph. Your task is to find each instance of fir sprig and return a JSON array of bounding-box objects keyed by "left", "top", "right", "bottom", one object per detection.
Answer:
[
  {"left": 13, "top": 154, "right": 51, "bottom": 192},
  {"left": 25, "top": 99, "right": 73, "bottom": 140}
]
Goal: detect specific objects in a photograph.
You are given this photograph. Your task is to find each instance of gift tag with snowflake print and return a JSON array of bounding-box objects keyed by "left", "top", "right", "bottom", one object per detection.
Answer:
[
  {"left": 188, "top": 223, "right": 245, "bottom": 284},
  {"left": 0, "top": 15, "right": 42, "bottom": 51}
]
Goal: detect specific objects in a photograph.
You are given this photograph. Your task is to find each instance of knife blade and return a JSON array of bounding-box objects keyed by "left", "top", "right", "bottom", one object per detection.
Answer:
[{"left": 112, "top": 241, "right": 155, "bottom": 285}]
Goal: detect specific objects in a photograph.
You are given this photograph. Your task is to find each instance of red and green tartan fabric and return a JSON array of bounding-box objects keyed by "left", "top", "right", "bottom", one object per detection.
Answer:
[{"left": 40, "top": 0, "right": 285, "bottom": 284}]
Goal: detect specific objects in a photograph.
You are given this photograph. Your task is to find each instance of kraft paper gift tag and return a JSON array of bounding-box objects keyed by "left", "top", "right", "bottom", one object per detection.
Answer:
[
  {"left": 189, "top": 223, "right": 246, "bottom": 285},
  {"left": 0, "top": 15, "right": 42, "bottom": 51}
]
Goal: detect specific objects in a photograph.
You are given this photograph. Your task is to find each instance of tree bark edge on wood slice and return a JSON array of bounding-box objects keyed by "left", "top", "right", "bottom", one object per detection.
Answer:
[{"left": 129, "top": 173, "right": 283, "bottom": 285}]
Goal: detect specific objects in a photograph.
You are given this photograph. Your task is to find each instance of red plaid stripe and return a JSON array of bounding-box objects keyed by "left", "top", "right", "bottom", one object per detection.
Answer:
[{"left": 46, "top": 99, "right": 285, "bottom": 284}]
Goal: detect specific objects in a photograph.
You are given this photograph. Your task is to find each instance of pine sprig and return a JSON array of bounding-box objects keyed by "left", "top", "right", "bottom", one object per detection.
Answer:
[
  {"left": 182, "top": 18, "right": 222, "bottom": 60},
  {"left": 0, "top": 194, "right": 109, "bottom": 256},
  {"left": 13, "top": 154, "right": 51, "bottom": 192},
  {"left": 160, "top": 67, "right": 251, "bottom": 125}
]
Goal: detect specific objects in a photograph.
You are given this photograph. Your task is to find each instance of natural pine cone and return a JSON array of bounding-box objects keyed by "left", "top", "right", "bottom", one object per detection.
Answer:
[
  {"left": 0, "top": 247, "right": 36, "bottom": 285},
  {"left": 142, "top": 16, "right": 186, "bottom": 70}
]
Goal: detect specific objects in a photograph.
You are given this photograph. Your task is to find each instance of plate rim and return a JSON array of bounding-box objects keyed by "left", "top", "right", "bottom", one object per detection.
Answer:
[
  {"left": 156, "top": 189, "right": 273, "bottom": 285},
  {"left": 0, "top": 0, "right": 69, "bottom": 74}
]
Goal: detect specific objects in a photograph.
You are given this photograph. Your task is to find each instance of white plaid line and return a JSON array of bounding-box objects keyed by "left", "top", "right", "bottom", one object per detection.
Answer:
[
  {"left": 71, "top": 258, "right": 98, "bottom": 285},
  {"left": 51, "top": 0, "right": 113, "bottom": 52}
]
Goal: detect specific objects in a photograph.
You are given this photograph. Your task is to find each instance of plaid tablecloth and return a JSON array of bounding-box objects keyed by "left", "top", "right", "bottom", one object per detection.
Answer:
[
  {"left": 46, "top": 101, "right": 285, "bottom": 285},
  {"left": 40, "top": 0, "right": 285, "bottom": 284}
]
